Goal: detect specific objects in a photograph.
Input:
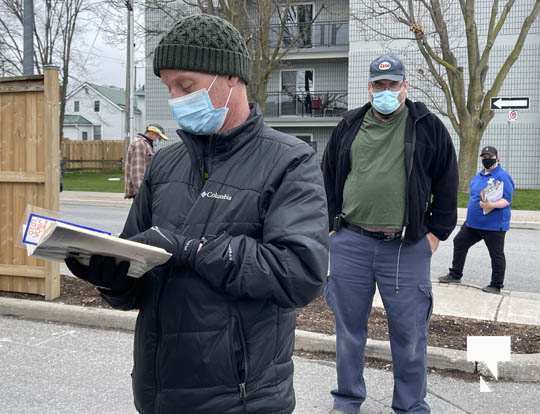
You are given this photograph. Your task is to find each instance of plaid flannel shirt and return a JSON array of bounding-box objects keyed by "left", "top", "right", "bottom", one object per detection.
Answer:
[{"left": 124, "top": 134, "right": 154, "bottom": 198}]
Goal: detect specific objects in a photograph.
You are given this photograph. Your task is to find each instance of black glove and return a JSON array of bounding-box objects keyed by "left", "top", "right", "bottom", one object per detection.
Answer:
[
  {"left": 128, "top": 226, "right": 200, "bottom": 268},
  {"left": 65, "top": 255, "right": 132, "bottom": 293}
]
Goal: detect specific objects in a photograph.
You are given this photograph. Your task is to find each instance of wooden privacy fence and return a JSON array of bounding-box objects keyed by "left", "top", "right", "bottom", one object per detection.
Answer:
[
  {"left": 0, "top": 68, "right": 60, "bottom": 300},
  {"left": 61, "top": 140, "right": 124, "bottom": 171}
]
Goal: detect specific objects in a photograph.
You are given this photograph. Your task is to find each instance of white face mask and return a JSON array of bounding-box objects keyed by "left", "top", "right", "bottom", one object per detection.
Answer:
[{"left": 168, "top": 76, "right": 233, "bottom": 135}]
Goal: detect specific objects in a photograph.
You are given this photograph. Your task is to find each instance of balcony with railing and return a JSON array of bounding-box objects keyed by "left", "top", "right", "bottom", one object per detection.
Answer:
[
  {"left": 264, "top": 89, "right": 348, "bottom": 120},
  {"left": 268, "top": 20, "right": 349, "bottom": 52}
]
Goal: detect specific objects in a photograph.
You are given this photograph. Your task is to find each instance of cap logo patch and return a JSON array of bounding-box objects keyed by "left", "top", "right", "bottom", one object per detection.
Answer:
[{"left": 379, "top": 62, "right": 392, "bottom": 70}]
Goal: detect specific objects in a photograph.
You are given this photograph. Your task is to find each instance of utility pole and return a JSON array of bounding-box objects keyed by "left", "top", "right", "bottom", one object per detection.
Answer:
[
  {"left": 23, "top": 0, "right": 35, "bottom": 75},
  {"left": 124, "top": 0, "right": 135, "bottom": 149},
  {"left": 129, "top": 3, "right": 135, "bottom": 144},
  {"left": 134, "top": 65, "right": 145, "bottom": 131}
]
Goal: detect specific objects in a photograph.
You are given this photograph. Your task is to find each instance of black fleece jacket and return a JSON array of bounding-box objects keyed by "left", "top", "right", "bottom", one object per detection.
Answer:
[{"left": 322, "top": 99, "right": 458, "bottom": 242}]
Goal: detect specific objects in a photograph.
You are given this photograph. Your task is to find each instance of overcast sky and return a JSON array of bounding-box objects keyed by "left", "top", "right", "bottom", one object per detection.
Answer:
[{"left": 70, "top": 5, "right": 146, "bottom": 91}]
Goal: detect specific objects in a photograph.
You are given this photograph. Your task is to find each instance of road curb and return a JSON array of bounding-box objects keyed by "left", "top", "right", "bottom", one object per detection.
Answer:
[
  {"left": 61, "top": 198, "right": 132, "bottom": 207},
  {"left": 1, "top": 297, "right": 539, "bottom": 383},
  {"left": 294, "top": 330, "right": 540, "bottom": 383},
  {"left": 0, "top": 297, "right": 136, "bottom": 331}
]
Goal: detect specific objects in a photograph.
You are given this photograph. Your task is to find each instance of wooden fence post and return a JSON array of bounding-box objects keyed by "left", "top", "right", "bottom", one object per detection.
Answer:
[
  {"left": 43, "top": 66, "right": 61, "bottom": 300},
  {"left": 0, "top": 67, "right": 60, "bottom": 300}
]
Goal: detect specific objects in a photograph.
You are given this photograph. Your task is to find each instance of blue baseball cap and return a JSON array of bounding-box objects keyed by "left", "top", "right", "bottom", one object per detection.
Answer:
[{"left": 369, "top": 54, "right": 406, "bottom": 82}]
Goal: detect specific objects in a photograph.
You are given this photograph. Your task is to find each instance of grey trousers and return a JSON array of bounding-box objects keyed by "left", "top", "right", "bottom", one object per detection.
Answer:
[{"left": 325, "top": 228, "right": 433, "bottom": 414}]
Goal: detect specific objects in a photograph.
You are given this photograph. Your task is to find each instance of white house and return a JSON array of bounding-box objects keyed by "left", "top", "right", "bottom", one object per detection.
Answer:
[{"left": 63, "top": 83, "right": 145, "bottom": 140}]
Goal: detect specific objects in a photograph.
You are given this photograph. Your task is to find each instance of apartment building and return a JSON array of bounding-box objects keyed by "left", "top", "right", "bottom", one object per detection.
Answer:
[
  {"left": 145, "top": 0, "right": 539, "bottom": 188},
  {"left": 263, "top": 1, "right": 349, "bottom": 160}
]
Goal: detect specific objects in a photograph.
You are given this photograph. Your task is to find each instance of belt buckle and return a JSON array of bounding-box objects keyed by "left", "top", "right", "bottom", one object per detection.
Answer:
[{"left": 383, "top": 232, "right": 397, "bottom": 241}]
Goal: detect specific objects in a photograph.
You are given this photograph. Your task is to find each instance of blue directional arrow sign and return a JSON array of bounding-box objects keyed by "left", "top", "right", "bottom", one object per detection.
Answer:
[{"left": 491, "top": 97, "right": 529, "bottom": 110}]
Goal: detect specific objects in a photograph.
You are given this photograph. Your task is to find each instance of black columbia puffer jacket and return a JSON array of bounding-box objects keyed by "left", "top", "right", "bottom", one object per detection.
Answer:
[{"left": 101, "top": 107, "right": 329, "bottom": 413}]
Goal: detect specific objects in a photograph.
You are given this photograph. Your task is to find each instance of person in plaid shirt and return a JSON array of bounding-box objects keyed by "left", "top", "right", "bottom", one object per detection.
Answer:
[{"left": 124, "top": 124, "right": 168, "bottom": 198}]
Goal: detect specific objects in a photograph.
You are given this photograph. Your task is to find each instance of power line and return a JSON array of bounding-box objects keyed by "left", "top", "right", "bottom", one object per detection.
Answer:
[{"left": 82, "top": 14, "right": 107, "bottom": 68}]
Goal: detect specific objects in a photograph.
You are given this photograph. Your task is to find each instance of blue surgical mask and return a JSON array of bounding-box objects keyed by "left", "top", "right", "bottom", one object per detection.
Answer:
[
  {"left": 168, "top": 76, "right": 233, "bottom": 135},
  {"left": 372, "top": 90, "right": 401, "bottom": 115}
]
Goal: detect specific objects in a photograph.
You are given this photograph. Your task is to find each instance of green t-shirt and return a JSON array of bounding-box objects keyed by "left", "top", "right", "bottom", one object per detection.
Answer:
[{"left": 342, "top": 107, "right": 408, "bottom": 230}]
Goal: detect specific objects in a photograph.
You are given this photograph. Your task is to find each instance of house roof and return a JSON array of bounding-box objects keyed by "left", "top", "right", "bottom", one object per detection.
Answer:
[
  {"left": 64, "top": 114, "right": 93, "bottom": 126},
  {"left": 68, "top": 82, "right": 142, "bottom": 115},
  {"left": 89, "top": 83, "right": 142, "bottom": 115}
]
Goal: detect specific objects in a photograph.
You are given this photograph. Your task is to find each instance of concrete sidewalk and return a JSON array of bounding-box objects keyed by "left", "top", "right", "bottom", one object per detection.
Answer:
[{"left": 373, "top": 282, "right": 540, "bottom": 326}]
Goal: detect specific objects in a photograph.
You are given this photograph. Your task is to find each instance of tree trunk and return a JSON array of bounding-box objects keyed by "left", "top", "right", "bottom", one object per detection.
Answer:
[{"left": 457, "top": 127, "right": 483, "bottom": 192}]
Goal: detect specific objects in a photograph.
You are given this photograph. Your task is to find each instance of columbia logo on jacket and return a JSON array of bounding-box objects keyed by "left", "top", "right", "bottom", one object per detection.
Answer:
[{"left": 200, "top": 191, "right": 232, "bottom": 201}]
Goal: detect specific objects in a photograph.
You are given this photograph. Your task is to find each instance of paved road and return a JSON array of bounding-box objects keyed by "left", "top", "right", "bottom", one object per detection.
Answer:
[
  {"left": 60, "top": 203, "right": 130, "bottom": 236},
  {"left": 1, "top": 316, "right": 539, "bottom": 414},
  {"left": 60, "top": 202, "right": 540, "bottom": 293}
]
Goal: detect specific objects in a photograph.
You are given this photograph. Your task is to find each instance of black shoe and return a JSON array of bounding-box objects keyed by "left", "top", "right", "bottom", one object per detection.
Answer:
[
  {"left": 482, "top": 285, "right": 501, "bottom": 294},
  {"left": 439, "top": 274, "right": 462, "bottom": 284}
]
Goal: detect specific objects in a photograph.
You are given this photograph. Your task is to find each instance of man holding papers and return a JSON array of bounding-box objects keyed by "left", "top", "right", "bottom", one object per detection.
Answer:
[
  {"left": 440, "top": 146, "right": 515, "bottom": 294},
  {"left": 65, "top": 14, "right": 328, "bottom": 414}
]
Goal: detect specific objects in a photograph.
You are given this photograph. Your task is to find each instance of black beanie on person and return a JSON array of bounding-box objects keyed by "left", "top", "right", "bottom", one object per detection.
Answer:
[{"left": 153, "top": 14, "right": 251, "bottom": 84}]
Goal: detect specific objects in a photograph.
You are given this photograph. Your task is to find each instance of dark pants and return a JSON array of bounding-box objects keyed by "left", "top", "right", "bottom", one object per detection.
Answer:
[
  {"left": 325, "top": 228, "right": 433, "bottom": 414},
  {"left": 449, "top": 225, "right": 507, "bottom": 288}
]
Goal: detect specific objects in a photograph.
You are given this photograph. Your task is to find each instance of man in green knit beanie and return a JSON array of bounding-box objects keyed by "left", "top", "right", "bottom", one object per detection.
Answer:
[
  {"left": 152, "top": 14, "right": 253, "bottom": 135},
  {"left": 65, "top": 13, "right": 329, "bottom": 414}
]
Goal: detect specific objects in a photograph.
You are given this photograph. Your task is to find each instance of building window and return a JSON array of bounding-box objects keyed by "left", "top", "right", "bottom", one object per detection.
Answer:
[
  {"left": 94, "top": 100, "right": 100, "bottom": 112},
  {"left": 82, "top": 131, "right": 88, "bottom": 141},
  {"left": 93, "top": 125, "right": 102, "bottom": 140},
  {"left": 283, "top": 4, "right": 313, "bottom": 48},
  {"left": 280, "top": 69, "right": 314, "bottom": 116},
  {"left": 74, "top": 101, "right": 79, "bottom": 112}
]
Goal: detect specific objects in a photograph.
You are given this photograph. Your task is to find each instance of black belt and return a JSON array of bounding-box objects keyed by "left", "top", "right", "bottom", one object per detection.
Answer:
[{"left": 343, "top": 220, "right": 402, "bottom": 241}]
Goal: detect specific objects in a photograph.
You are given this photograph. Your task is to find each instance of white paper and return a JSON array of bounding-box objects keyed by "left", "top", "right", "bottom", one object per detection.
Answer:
[
  {"left": 27, "top": 220, "right": 171, "bottom": 278},
  {"left": 480, "top": 178, "right": 504, "bottom": 215}
]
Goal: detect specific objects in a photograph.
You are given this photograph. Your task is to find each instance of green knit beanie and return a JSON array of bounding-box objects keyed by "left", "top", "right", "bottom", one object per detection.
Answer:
[{"left": 153, "top": 14, "right": 251, "bottom": 84}]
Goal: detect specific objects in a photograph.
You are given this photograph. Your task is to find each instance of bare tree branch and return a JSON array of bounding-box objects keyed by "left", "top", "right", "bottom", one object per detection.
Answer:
[
  {"left": 479, "top": 0, "right": 515, "bottom": 71},
  {"left": 480, "top": 0, "right": 540, "bottom": 130}
]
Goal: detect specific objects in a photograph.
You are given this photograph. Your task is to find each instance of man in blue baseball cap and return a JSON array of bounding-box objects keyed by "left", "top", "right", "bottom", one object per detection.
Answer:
[{"left": 322, "top": 54, "right": 458, "bottom": 414}]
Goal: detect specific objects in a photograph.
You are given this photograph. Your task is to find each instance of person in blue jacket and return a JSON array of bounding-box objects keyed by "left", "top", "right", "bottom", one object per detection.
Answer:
[{"left": 439, "top": 146, "right": 515, "bottom": 294}]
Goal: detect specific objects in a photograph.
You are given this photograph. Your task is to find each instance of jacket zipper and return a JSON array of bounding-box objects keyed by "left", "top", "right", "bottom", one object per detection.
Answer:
[
  {"left": 401, "top": 119, "right": 415, "bottom": 241},
  {"left": 233, "top": 313, "right": 249, "bottom": 402},
  {"left": 150, "top": 226, "right": 174, "bottom": 245},
  {"left": 153, "top": 275, "right": 168, "bottom": 411},
  {"left": 401, "top": 114, "right": 429, "bottom": 241},
  {"left": 201, "top": 136, "right": 214, "bottom": 184}
]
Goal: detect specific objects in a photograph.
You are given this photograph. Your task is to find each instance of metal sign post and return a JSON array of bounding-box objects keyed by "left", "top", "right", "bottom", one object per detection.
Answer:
[{"left": 505, "top": 110, "right": 518, "bottom": 171}]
